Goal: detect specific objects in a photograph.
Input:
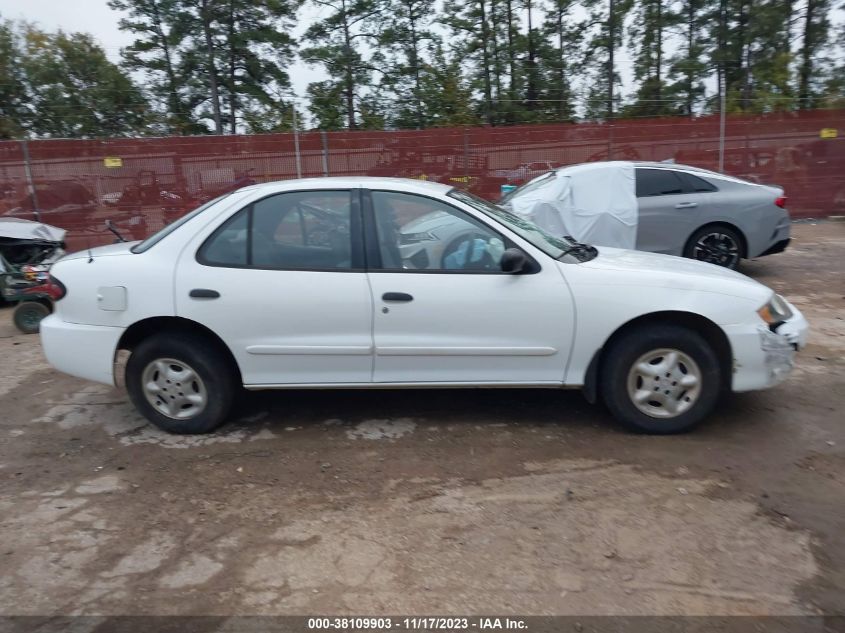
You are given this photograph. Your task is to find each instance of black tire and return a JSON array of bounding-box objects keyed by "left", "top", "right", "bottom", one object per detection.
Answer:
[
  {"left": 125, "top": 332, "right": 235, "bottom": 434},
  {"left": 13, "top": 301, "right": 50, "bottom": 334},
  {"left": 600, "top": 324, "right": 723, "bottom": 434},
  {"left": 684, "top": 225, "right": 744, "bottom": 270}
]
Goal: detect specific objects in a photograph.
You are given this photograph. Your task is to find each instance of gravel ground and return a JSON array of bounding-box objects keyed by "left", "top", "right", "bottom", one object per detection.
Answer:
[{"left": 0, "top": 222, "right": 843, "bottom": 617}]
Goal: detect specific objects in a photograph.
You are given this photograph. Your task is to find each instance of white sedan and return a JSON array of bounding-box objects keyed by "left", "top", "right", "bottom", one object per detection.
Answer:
[{"left": 39, "top": 178, "right": 808, "bottom": 435}]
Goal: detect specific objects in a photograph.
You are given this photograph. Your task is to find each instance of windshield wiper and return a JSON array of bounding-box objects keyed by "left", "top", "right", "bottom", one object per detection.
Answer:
[{"left": 560, "top": 240, "right": 597, "bottom": 261}]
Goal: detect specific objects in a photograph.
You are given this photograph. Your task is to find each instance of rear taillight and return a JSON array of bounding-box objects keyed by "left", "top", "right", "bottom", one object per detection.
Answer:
[
  {"left": 775, "top": 196, "right": 787, "bottom": 208},
  {"left": 48, "top": 275, "right": 67, "bottom": 301}
]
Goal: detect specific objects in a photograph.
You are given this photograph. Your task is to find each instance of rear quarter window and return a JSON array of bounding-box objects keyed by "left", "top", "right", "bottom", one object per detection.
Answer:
[{"left": 635, "top": 169, "right": 686, "bottom": 197}]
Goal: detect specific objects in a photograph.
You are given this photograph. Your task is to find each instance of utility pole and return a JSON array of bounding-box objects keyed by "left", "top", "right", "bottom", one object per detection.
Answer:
[{"left": 292, "top": 102, "right": 302, "bottom": 179}]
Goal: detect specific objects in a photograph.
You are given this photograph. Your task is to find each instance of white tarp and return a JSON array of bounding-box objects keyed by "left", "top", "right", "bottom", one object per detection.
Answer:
[
  {"left": 0, "top": 217, "right": 66, "bottom": 243},
  {"left": 506, "top": 161, "right": 638, "bottom": 249}
]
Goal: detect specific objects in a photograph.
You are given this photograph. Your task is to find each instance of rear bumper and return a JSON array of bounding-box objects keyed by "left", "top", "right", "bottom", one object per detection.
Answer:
[
  {"left": 725, "top": 301, "right": 808, "bottom": 392},
  {"left": 758, "top": 237, "right": 791, "bottom": 257},
  {"left": 40, "top": 315, "right": 124, "bottom": 386}
]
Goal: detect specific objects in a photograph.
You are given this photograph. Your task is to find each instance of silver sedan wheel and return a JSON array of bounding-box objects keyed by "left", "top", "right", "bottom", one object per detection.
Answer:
[
  {"left": 692, "top": 232, "right": 740, "bottom": 268},
  {"left": 141, "top": 358, "right": 208, "bottom": 420},
  {"left": 626, "top": 348, "right": 702, "bottom": 419}
]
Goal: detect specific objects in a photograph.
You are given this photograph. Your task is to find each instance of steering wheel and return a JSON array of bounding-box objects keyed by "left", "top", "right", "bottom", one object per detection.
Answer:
[{"left": 440, "top": 232, "right": 496, "bottom": 270}]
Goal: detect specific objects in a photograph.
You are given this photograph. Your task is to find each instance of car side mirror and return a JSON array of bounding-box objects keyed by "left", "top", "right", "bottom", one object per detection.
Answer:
[{"left": 500, "top": 248, "right": 527, "bottom": 274}]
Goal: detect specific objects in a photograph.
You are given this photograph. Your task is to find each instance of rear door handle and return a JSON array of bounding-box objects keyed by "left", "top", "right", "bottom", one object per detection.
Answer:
[
  {"left": 675, "top": 202, "right": 698, "bottom": 209},
  {"left": 189, "top": 288, "right": 220, "bottom": 299},
  {"left": 382, "top": 292, "right": 413, "bottom": 302}
]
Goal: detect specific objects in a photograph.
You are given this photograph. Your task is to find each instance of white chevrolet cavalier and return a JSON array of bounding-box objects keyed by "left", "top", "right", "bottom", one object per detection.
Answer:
[{"left": 40, "top": 178, "right": 808, "bottom": 435}]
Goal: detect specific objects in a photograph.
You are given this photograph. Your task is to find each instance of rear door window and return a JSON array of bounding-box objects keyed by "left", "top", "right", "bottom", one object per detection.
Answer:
[{"left": 635, "top": 169, "right": 686, "bottom": 197}]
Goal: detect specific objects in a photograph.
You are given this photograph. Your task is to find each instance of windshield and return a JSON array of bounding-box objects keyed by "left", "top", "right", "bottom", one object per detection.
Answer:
[
  {"left": 499, "top": 171, "right": 556, "bottom": 204},
  {"left": 447, "top": 188, "right": 574, "bottom": 259},
  {"left": 131, "top": 193, "right": 232, "bottom": 254}
]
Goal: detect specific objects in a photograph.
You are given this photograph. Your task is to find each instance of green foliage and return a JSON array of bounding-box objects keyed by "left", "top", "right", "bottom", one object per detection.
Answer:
[
  {"left": 301, "top": 0, "right": 382, "bottom": 129},
  {"left": 4, "top": 0, "right": 844, "bottom": 135},
  {"left": 1, "top": 20, "right": 150, "bottom": 138},
  {"left": 0, "top": 18, "right": 28, "bottom": 139}
]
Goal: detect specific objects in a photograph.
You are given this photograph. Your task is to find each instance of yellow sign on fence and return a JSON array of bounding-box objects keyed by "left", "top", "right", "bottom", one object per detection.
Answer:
[
  {"left": 103, "top": 157, "right": 123, "bottom": 168},
  {"left": 820, "top": 128, "right": 838, "bottom": 139}
]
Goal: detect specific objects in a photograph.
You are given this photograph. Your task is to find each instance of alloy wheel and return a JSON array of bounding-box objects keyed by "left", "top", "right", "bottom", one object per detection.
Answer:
[
  {"left": 626, "top": 348, "right": 703, "bottom": 418},
  {"left": 692, "top": 232, "right": 740, "bottom": 268},
  {"left": 141, "top": 358, "right": 208, "bottom": 420}
]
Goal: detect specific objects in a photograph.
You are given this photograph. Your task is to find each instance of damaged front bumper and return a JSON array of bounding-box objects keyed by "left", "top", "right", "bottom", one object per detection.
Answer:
[{"left": 727, "top": 301, "right": 809, "bottom": 392}]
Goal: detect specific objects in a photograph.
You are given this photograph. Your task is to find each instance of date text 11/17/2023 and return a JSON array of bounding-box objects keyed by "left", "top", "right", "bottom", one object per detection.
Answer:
[{"left": 307, "top": 617, "right": 528, "bottom": 630}]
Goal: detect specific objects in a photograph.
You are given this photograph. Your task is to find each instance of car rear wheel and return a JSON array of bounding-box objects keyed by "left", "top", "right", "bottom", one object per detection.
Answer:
[
  {"left": 684, "top": 225, "right": 743, "bottom": 269},
  {"left": 126, "top": 333, "right": 235, "bottom": 434},
  {"left": 600, "top": 325, "right": 723, "bottom": 434}
]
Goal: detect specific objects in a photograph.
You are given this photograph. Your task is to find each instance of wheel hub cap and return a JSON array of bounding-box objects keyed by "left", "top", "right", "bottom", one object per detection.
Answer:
[
  {"left": 627, "top": 348, "right": 702, "bottom": 419},
  {"left": 141, "top": 358, "right": 208, "bottom": 420}
]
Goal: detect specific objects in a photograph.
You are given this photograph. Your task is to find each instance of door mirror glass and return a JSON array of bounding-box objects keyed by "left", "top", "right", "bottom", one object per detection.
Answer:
[{"left": 500, "top": 248, "right": 527, "bottom": 274}]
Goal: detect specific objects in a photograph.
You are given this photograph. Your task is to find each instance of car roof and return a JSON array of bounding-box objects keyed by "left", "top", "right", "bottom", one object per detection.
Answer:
[{"left": 235, "top": 176, "right": 454, "bottom": 196}]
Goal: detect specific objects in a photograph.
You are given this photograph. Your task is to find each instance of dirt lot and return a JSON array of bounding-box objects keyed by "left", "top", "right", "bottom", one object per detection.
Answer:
[{"left": 0, "top": 222, "right": 843, "bottom": 617}]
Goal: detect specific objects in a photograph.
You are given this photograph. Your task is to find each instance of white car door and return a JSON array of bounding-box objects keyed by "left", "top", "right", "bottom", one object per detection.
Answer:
[
  {"left": 364, "top": 189, "right": 575, "bottom": 384},
  {"left": 175, "top": 188, "right": 373, "bottom": 386}
]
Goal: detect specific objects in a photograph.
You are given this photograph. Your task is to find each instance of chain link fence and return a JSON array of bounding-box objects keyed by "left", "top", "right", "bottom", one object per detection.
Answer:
[{"left": 1, "top": 109, "right": 842, "bottom": 252}]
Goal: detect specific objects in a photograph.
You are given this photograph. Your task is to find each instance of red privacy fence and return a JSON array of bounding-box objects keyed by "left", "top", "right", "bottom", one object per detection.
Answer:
[{"left": 1, "top": 109, "right": 843, "bottom": 252}]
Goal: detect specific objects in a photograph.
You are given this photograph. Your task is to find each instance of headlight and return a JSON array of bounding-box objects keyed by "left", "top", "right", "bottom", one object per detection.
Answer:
[{"left": 757, "top": 294, "right": 793, "bottom": 329}]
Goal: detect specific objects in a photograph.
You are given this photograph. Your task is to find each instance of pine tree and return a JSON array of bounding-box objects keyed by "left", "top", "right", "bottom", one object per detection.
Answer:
[
  {"left": 582, "top": 0, "right": 633, "bottom": 120},
  {"left": 442, "top": 0, "right": 497, "bottom": 124},
  {"left": 666, "top": 0, "right": 710, "bottom": 116},
  {"left": 301, "top": 0, "right": 383, "bottom": 129},
  {"left": 107, "top": 0, "right": 201, "bottom": 133},
  {"left": 377, "top": 0, "right": 437, "bottom": 128},
  {"left": 626, "top": 0, "right": 677, "bottom": 116},
  {"left": 797, "top": 0, "right": 832, "bottom": 109},
  {"left": 535, "top": 0, "right": 582, "bottom": 122}
]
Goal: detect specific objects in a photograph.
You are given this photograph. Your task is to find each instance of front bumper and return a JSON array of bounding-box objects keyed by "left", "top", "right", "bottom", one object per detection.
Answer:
[{"left": 725, "top": 301, "right": 808, "bottom": 392}]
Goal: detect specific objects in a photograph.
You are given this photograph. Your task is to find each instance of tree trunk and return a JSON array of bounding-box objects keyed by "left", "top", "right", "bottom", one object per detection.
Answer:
[
  {"left": 408, "top": 1, "right": 424, "bottom": 128},
  {"left": 717, "top": 0, "right": 727, "bottom": 112},
  {"left": 479, "top": 0, "right": 495, "bottom": 125},
  {"left": 607, "top": 0, "right": 615, "bottom": 119},
  {"left": 686, "top": 0, "right": 694, "bottom": 116},
  {"left": 227, "top": 0, "right": 237, "bottom": 134},
  {"left": 798, "top": 0, "right": 815, "bottom": 109},
  {"left": 655, "top": 0, "right": 662, "bottom": 109},
  {"left": 150, "top": 0, "right": 182, "bottom": 133},
  {"left": 525, "top": 0, "right": 537, "bottom": 110},
  {"left": 505, "top": 0, "right": 517, "bottom": 107},
  {"left": 557, "top": 3, "right": 568, "bottom": 119},
  {"left": 340, "top": 0, "right": 357, "bottom": 129},
  {"left": 489, "top": 0, "right": 504, "bottom": 116},
  {"left": 200, "top": 0, "right": 223, "bottom": 134}
]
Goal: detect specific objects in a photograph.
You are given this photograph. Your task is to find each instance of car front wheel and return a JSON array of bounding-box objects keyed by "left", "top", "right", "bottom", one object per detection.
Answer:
[
  {"left": 126, "top": 333, "right": 235, "bottom": 434},
  {"left": 600, "top": 325, "right": 723, "bottom": 434}
]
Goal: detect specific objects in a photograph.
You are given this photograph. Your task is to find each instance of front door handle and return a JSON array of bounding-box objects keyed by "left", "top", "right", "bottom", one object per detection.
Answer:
[
  {"left": 675, "top": 202, "right": 698, "bottom": 209},
  {"left": 189, "top": 288, "right": 220, "bottom": 299},
  {"left": 382, "top": 292, "right": 413, "bottom": 302}
]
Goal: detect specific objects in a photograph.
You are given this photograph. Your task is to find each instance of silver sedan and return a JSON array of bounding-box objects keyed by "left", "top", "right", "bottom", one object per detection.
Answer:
[{"left": 504, "top": 162, "right": 792, "bottom": 270}]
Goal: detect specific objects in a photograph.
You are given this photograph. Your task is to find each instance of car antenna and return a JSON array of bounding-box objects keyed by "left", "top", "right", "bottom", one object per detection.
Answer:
[{"left": 87, "top": 234, "right": 93, "bottom": 263}]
